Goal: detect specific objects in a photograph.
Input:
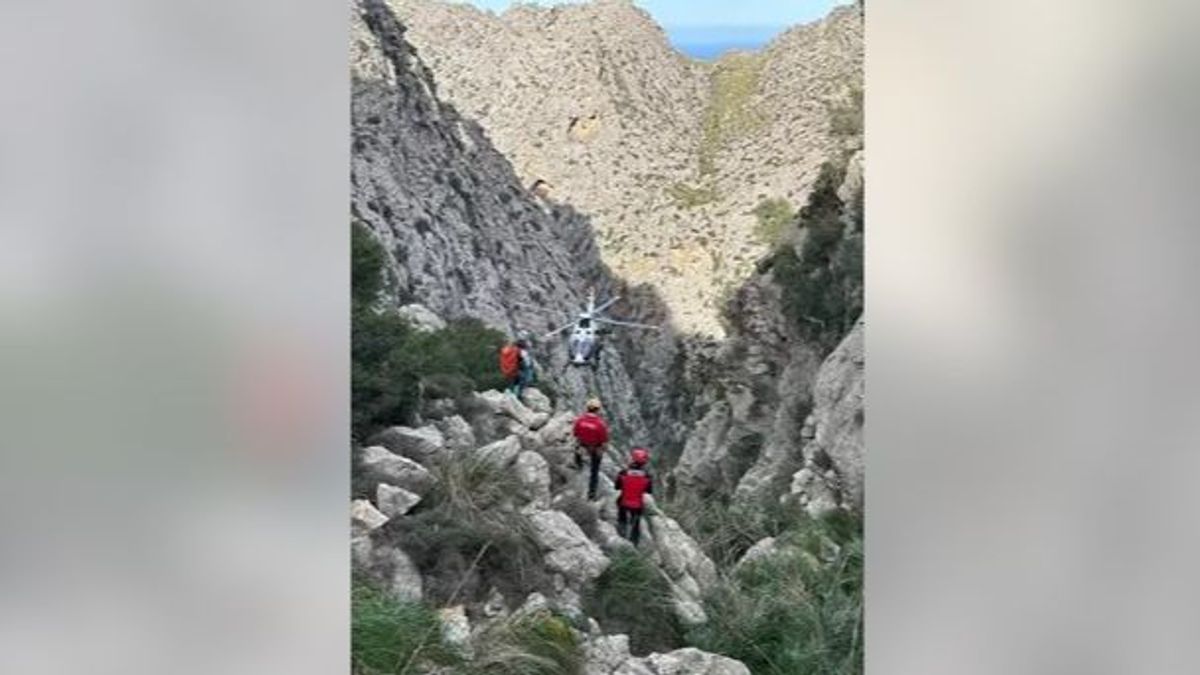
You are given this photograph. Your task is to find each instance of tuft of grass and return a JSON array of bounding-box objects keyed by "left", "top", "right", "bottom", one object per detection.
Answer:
[
  {"left": 752, "top": 197, "right": 796, "bottom": 248},
  {"left": 468, "top": 610, "right": 584, "bottom": 675},
  {"left": 379, "top": 453, "right": 552, "bottom": 608},
  {"left": 667, "top": 182, "right": 720, "bottom": 209},
  {"left": 584, "top": 549, "right": 684, "bottom": 655},
  {"left": 687, "top": 512, "right": 863, "bottom": 675},
  {"left": 664, "top": 495, "right": 810, "bottom": 570},
  {"left": 351, "top": 581, "right": 462, "bottom": 674}
]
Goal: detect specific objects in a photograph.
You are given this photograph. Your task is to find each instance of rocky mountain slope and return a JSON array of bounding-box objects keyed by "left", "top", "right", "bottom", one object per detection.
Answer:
[
  {"left": 352, "top": 0, "right": 680, "bottom": 446},
  {"left": 391, "top": 0, "right": 862, "bottom": 337}
]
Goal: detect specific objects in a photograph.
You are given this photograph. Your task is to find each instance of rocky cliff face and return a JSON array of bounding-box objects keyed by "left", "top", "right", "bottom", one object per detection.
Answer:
[
  {"left": 666, "top": 150, "right": 864, "bottom": 514},
  {"left": 393, "top": 0, "right": 862, "bottom": 337},
  {"left": 351, "top": 0, "right": 678, "bottom": 446}
]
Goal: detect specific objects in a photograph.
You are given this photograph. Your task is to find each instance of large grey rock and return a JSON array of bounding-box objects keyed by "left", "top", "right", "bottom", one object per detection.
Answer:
[
  {"left": 586, "top": 634, "right": 635, "bottom": 675},
  {"left": 644, "top": 513, "right": 718, "bottom": 626},
  {"left": 521, "top": 387, "right": 553, "bottom": 414},
  {"left": 376, "top": 483, "right": 421, "bottom": 517},
  {"left": 358, "top": 445, "right": 434, "bottom": 495},
  {"left": 514, "top": 451, "right": 551, "bottom": 507},
  {"left": 382, "top": 547, "right": 424, "bottom": 602},
  {"left": 370, "top": 425, "right": 445, "bottom": 464},
  {"left": 351, "top": 536, "right": 423, "bottom": 603},
  {"left": 526, "top": 509, "right": 610, "bottom": 585},
  {"left": 351, "top": 499, "right": 388, "bottom": 537},
  {"left": 593, "top": 639, "right": 751, "bottom": 675},
  {"left": 396, "top": 303, "right": 446, "bottom": 333},
  {"left": 476, "top": 390, "right": 550, "bottom": 430},
  {"left": 735, "top": 537, "right": 778, "bottom": 571},
  {"left": 639, "top": 648, "right": 751, "bottom": 675},
  {"left": 475, "top": 435, "right": 523, "bottom": 468},
  {"left": 437, "top": 415, "right": 476, "bottom": 452},
  {"left": 808, "top": 319, "right": 865, "bottom": 511}
]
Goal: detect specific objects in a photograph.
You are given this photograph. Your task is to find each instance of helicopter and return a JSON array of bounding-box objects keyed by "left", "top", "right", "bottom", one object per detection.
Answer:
[{"left": 520, "top": 289, "right": 660, "bottom": 369}]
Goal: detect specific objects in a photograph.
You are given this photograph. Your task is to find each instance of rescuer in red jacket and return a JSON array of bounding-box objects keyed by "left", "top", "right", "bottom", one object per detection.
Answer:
[
  {"left": 614, "top": 447, "right": 653, "bottom": 546},
  {"left": 572, "top": 398, "right": 610, "bottom": 500}
]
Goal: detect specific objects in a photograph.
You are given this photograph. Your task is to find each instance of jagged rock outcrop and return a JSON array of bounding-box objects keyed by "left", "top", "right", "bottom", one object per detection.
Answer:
[
  {"left": 668, "top": 153, "right": 864, "bottom": 512},
  {"left": 789, "top": 317, "right": 865, "bottom": 513},
  {"left": 394, "top": 0, "right": 862, "bottom": 336}
]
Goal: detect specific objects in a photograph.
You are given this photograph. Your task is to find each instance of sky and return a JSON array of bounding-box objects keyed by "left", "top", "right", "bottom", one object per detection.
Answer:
[{"left": 460, "top": 0, "right": 853, "bottom": 59}]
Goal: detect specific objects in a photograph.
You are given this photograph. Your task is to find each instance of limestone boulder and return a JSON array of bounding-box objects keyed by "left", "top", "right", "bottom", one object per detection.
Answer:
[
  {"left": 376, "top": 483, "right": 421, "bottom": 517},
  {"left": 527, "top": 509, "right": 610, "bottom": 585},
  {"left": 358, "top": 445, "right": 435, "bottom": 495}
]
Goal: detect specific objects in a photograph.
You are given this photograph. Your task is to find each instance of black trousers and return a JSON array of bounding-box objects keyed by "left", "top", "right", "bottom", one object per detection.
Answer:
[
  {"left": 617, "top": 505, "right": 644, "bottom": 546},
  {"left": 587, "top": 451, "right": 603, "bottom": 499}
]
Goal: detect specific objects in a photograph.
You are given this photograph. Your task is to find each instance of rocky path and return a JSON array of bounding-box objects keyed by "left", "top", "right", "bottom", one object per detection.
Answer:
[{"left": 352, "top": 385, "right": 749, "bottom": 674}]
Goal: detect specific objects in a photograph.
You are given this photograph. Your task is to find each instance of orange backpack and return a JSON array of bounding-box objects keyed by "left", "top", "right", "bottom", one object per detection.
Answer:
[{"left": 499, "top": 344, "right": 521, "bottom": 379}]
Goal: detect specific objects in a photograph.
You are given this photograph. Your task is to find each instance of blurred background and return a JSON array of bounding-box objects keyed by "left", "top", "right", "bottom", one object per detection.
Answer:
[{"left": 1, "top": 0, "right": 1198, "bottom": 672}]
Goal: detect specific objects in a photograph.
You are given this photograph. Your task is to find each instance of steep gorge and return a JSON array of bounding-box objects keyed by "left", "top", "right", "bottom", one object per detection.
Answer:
[{"left": 351, "top": 0, "right": 863, "bottom": 672}]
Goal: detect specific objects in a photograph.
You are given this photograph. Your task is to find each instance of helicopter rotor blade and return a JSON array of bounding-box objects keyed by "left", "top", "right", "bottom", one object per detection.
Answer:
[
  {"left": 595, "top": 317, "right": 660, "bottom": 331},
  {"left": 593, "top": 295, "right": 621, "bottom": 314},
  {"left": 541, "top": 321, "right": 576, "bottom": 340}
]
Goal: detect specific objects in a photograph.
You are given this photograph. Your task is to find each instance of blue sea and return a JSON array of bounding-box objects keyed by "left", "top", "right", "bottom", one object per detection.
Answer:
[{"left": 666, "top": 25, "right": 784, "bottom": 61}]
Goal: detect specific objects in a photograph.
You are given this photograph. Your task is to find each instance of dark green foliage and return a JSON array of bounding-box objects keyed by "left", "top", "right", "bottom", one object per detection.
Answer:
[
  {"left": 584, "top": 549, "right": 685, "bottom": 655},
  {"left": 351, "top": 223, "right": 508, "bottom": 440},
  {"left": 352, "top": 221, "right": 388, "bottom": 307},
  {"left": 772, "top": 162, "right": 863, "bottom": 355},
  {"left": 687, "top": 513, "right": 864, "bottom": 675},
  {"left": 351, "top": 581, "right": 462, "bottom": 674}
]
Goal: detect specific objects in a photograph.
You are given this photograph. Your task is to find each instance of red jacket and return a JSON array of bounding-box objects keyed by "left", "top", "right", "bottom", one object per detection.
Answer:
[
  {"left": 573, "top": 412, "right": 609, "bottom": 449},
  {"left": 615, "top": 466, "right": 653, "bottom": 509}
]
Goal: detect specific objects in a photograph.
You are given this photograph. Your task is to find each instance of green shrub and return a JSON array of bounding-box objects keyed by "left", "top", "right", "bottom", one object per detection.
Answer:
[
  {"left": 828, "top": 85, "right": 863, "bottom": 139},
  {"left": 351, "top": 581, "right": 461, "bottom": 674},
  {"left": 752, "top": 197, "right": 795, "bottom": 248},
  {"left": 351, "top": 225, "right": 509, "bottom": 439},
  {"left": 771, "top": 162, "right": 863, "bottom": 355},
  {"left": 584, "top": 549, "right": 684, "bottom": 655},
  {"left": 469, "top": 610, "right": 584, "bottom": 675},
  {"left": 687, "top": 513, "right": 863, "bottom": 675},
  {"left": 352, "top": 221, "right": 389, "bottom": 307}
]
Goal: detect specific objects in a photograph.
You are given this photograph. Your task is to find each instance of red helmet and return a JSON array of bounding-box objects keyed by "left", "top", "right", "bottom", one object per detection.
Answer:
[{"left": 630, "top": 447, "right": 650, "bottom": 465}]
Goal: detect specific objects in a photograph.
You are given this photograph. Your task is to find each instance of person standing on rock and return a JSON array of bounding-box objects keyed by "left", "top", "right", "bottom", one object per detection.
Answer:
[
  {"left": 572, "top": 398, "right": 610, "bottom": 499},
  {"left": 614, "top": 447, "right": 653, "bottom": 546},
  {"left": 500, "top": 332, "right": 537, "bottom": 399}
]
